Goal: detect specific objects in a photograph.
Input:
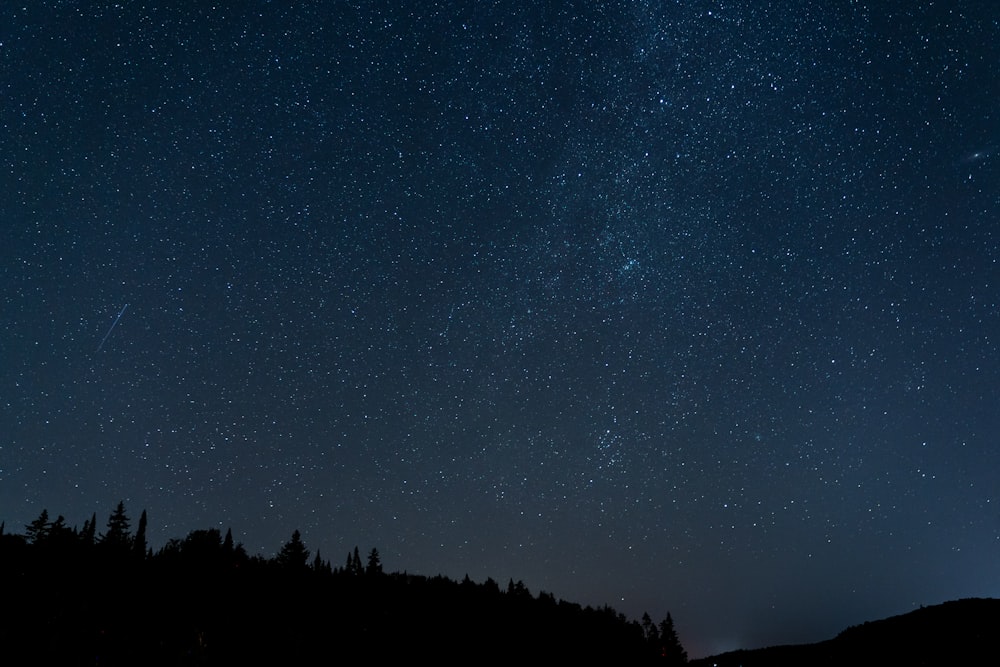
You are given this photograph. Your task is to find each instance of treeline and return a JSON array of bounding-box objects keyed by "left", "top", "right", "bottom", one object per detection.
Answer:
[{"left": 1, "top": 503, "right": 687, "bottom": 665}]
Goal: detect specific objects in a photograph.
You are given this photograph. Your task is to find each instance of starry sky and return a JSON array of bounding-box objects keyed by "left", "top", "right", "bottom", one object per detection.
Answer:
[{"left": 3, "top": 0, "right": 999, "bottom": 656}]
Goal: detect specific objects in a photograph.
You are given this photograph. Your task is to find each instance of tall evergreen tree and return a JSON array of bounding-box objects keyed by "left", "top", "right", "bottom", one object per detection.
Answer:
[
  {"left": 99, "top": 501, "right": 131, "bottom": 552},
  {"left": 658, "top": 613, "right": 688, "bottom": 665},
  {"left": 275, "top": 530, "right": 310, "bottom": 570},
  {"left": 80, "top": 512, "right": 97, "bottom": 546},
  {"left": 365, "top": 547, "right": 383, "bottom": 577},
  {"left": 642, "top": 612, "right": 660, "bottom": 644},
  {"left": 483, "top": 577, "right": 501, "bottom": 596},
  {"left": 132, "top": 509, "right": 148, "bottom": 560},
  {"left": 506, "top": 578, "right": 531, "bottom": 599},
  {"left": 312, "top": 549, "right": 332, "bottom": 575},
  {"left": 25, "top": 509, "right": 50, "bottom": 544},
  {"left": 350, "top": 546, "right": 363, "bottom": 576}
]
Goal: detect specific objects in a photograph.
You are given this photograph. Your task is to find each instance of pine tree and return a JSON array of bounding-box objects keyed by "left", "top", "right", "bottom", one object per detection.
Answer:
[
  {"left": 365, "top": 547, "right": 383, "bottom": 577},
  {"left": 312, "top": 549, "right": 332, "bottom": 575},
  {"left": 506, "top": 579, "right": 531, "bottom": 599},
  {"left": 483, "top": 577, "right": 501, "bottom": 596},
  {"left": 25, "top": 509, "right": 50, "bottom": 544},
  {"left": 642, "top": 612, "right": 660, "bottom": 644},
  {"left": 80, "top": 513, "right": 97, "bottom": 546},
  {"left": 132, "top": 510, "right": 148, "bottom": 560},
  {"left": 658, "top": 613, "right": 688, "bottom": 665},
  {"left": 350, "top": 546, "right": 363, "bottom": 576},
  {"left": 99, "top": 501, "right": 131, "bottom": 552},
  {"left": 275, "top": 530, "right": 310, "bottom": 570}
]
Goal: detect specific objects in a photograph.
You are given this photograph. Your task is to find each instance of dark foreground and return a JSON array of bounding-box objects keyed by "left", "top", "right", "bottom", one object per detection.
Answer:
[
  {"left": 1, "top": 507, "right": 686, "bottom": 665},
  {"left": 691, "top": 598, "right": 1000, "bottom": 667}
]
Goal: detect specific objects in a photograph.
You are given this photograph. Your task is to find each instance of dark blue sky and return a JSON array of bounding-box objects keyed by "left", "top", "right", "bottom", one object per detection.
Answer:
[{"left": 3, "top": 1, "right": 999, "bottom": 656}]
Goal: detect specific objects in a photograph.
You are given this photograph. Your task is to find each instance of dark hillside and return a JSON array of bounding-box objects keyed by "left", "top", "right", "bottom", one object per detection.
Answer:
[
  {"left": 691, "top": 598, "right": 1000, "bottom": 667},
  {"left": 0, "top": 506, "right": 686, "bottom": 665}
]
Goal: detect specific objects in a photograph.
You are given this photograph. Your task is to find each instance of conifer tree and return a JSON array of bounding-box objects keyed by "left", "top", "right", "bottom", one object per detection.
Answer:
[
  {"left": 99, "top": 501, "right": 131, "bottom": 552},
  {"left": 658, "top": 613, "right": 688, "bottom": 665},
  {"left": 275, "top": 529, "right": 310, "bottom": 570},
  {"left": 80, "top": 513, "right": 97, "bottom": 546},
  {"left": 642, "top": 612, "right": 660, "bottom": 644},
  {"left": 132, "top": 510, "right": 148, "bottom": 560},
  {"left": 312, "top": 549, "right": 332, "bottom": 575},
  {"left": 350, "top": 546, "right": 363, "bottom": 576},
  {"left": 365, "top": 547, "right": 382, "bottom": 577},
  {"left": 506, "top": 578, "right": 531, "bottom": 599},
  {"left": 25, "top": 509, "right": 50, "bottom": 544},
  {"left": 483, "top": 577, "right": 501, "bottom": 596}
]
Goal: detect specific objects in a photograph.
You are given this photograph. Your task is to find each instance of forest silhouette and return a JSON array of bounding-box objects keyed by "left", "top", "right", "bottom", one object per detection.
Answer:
[{"left": 1, "top": 503, "right": 688, "bottom": 665}]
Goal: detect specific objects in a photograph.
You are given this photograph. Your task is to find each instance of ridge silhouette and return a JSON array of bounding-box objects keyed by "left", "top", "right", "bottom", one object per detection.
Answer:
[{"left": 1, "top": 503, "right": 687, "bottom": 665}]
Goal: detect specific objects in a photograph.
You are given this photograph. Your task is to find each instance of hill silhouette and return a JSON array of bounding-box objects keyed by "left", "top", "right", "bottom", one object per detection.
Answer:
[
  {"left": 1, "top": 503, "right": 687, "bottom": 665},
  {"left": 690, "top": 597, "right": 1000, "bottom": 667}
]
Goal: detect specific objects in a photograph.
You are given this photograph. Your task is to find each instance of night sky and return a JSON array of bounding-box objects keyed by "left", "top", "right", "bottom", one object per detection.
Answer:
[{"left": 3, "top": 1, "right": 999, "bottom": 656}]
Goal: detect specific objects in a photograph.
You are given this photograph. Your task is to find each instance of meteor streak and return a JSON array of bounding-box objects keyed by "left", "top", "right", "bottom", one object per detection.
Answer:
[{"left": 96, "top": 303, "right": 129, "bottom": 353}]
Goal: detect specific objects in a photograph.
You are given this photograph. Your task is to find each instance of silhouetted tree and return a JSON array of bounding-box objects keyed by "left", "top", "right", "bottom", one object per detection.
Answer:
[
  {"left": 642, "top": 611, "right": 660, "bottom": 644},
  {"left": 483, "top": 577, "right": 501, "bottom": 597},
  {"left": 48, "top": 514, "right": 67, "bottom": 533},
  {"left": 132, "top": 509, "right": 148, "bottom": 560},
  {"left": 347, "top": 546, "right": 363, "bottom": 576},
  {"left": 156, "top": 537, "right": 182, "bottom": 560},
  {"left": 45, "top": 515, "right": 76, "bottom": 551},
  {"left": 25, "top": 509, "right": 50, "bottom": 544},
  {"left": 80, "top": 512, "right": 97, "bottom": 546},
  {"left": 506, "top": 578, "right": 531, "bottom": 599},
  {"left": 223, "top": 527, "right": 234, "bottom": 553},
  {"left": 659, "top": 613, "right": 687, "bottom": 665},
  {"left": 366, "top": 547, "right": 383, "bottom": 577},
  {"left": 99, "top": 501, "right": 131, "bottom": 552},
  {"left": 276, "top": 530, "right": 310, "bottom": 570},
  {"left": 312, "top": 549, "right": 331, "bottom": 574},
  {"left": 185, "top": 528, "right": 222, "bottom": 552}
]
